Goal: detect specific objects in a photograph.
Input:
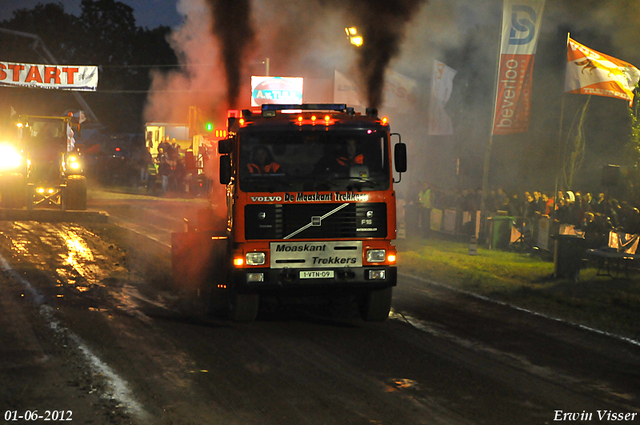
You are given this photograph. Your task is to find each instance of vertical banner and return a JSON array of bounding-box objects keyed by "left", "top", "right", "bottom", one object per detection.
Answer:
[
  {"left": 383, "top": 70, "right": 419, "bottom": 109},
  {"left": 428, "top": 60, "right": 457, "bottom": 136},
  {"left": 335, "top": 70, "right": 417, "bottom": 109},
  {"left": 334, "top": 70, "right": 364, "bottom": 107},
  {"left": 492, "top": 0, "right": 545, "bottom": 135}
]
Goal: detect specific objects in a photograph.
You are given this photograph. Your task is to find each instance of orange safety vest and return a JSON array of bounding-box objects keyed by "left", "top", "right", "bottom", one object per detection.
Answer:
[
  {"left": 336, "top": 154, "right": 364, "bottom": 167},
  {"left": 247, "top": 162, "right": 281, "bottom": 174}
]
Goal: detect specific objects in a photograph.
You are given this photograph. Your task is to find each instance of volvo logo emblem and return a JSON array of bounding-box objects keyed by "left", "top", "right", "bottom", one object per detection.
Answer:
[{"left": 258, "top": 212, "right": 266, "bottom": 220}]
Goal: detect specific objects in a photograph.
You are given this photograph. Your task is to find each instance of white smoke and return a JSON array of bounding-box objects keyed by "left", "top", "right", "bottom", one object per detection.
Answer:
[{"left": 144, "top": 0, "right": 226, "bottom": 123}]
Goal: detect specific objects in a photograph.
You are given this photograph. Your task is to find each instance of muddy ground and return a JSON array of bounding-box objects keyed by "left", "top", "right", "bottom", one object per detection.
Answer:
[{"left": 1, "top": 192, "right": 639, "bottom": 425}]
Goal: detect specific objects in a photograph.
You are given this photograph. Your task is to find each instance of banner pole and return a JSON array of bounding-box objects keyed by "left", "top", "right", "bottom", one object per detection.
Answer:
[
  {"left": 555, "top": 32, "right": 570, "bottom": 207},
  {"left": 480, "top": 2, "right": 506, "bottom": 233}
]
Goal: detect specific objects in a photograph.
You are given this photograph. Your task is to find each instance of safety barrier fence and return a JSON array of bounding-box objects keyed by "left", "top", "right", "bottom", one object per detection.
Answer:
[{"left": 402, "top": 203, "right": 589, "bottom": 252}]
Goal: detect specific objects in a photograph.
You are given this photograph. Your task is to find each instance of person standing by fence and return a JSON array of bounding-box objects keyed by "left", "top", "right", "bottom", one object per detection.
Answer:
[
  {"left": 404, "top": 181, "right": 421, "bottom": 238},
  {"left": 419, "top": 182, "right": 432, "bottom": 237}
]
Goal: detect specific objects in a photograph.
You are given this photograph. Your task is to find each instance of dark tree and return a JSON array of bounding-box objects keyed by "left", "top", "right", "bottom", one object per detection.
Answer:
[
  {"left": 0, "top": 3, "right": 82, "bottom": 126},
  {"left": 0, "top": 0, "right": 178, "bottom": 133}
]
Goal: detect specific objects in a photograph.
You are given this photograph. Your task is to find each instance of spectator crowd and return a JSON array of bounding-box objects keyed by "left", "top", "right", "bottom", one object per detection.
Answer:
[{"left": 403, "top": 181, "right": 640, "bottom": 249}]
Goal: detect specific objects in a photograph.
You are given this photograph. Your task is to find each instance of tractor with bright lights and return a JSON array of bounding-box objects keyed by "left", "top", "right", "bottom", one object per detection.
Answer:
[{"left": 0, "top": 114, "right": 87, "bottom": 212}]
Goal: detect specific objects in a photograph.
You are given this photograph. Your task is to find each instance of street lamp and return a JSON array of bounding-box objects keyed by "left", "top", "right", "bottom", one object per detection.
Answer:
[{"left": 345, "top": 27, "right": 363, "bottom": 47}]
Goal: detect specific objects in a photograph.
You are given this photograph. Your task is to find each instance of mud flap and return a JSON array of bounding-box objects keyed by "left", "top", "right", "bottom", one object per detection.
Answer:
[
  {"left": 66, "top": 175, "right": 87, "bottom": 210},
  {"left": 0, "top": 173, "right": 26, "bottom": 208},
  {"left": 171, "top": 231, "right": 229, "bottom": 316}
]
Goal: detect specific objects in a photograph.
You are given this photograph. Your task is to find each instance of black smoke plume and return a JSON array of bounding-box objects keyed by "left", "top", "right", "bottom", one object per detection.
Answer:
[
  {"left": 341, "top": 0, "right": 427, "bottom": 109},
  {"left": 206, "top": 0, "right": 254, "bottom": 108}
]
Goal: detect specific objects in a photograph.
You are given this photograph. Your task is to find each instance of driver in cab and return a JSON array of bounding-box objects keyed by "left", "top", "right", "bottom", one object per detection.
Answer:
[
  {"left": 336, "top": 139, "right": 364, "bottom": 168},
  {"left": 247, "top": 146, "right": 282, "bottom": 174}
]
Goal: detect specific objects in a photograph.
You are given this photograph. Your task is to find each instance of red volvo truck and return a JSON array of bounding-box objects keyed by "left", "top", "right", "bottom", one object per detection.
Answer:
[{"left": 172, "top": 104, "right": 407, "bottom": 322}]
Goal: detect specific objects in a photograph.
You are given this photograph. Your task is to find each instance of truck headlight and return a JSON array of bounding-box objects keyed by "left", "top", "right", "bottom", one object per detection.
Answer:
[
  {"left": 366, "top": 249, "right": 386, "bottom": 263},
  {"left": 246, "top": 252, "right": 266, "bottom": 266},
  {"left": 0, "top": 144, "right": 23, "bottom": 170}
]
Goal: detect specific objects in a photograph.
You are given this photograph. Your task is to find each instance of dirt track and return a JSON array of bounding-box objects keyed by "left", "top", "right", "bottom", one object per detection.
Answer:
[{"left": 0, "top": 191, "right": 638, "bottom": 424}]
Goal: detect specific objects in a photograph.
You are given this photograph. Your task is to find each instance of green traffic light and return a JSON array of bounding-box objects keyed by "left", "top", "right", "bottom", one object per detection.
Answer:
[{"left": 206, "top": 122, "right": 213, "bottom": 131}]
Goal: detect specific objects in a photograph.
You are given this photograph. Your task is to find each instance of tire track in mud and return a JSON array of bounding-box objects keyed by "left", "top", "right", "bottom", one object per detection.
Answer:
[
  {"left": 0, "top": 246, "right": 149, "bottom": 423},
  {"left": 0, "top": 221, "right": 256, "bottom": 424}
]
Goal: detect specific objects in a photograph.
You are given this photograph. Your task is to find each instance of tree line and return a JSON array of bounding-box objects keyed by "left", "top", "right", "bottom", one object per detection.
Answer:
[{"left": 0, "top": 0, "right": 178, "bottom": 133}]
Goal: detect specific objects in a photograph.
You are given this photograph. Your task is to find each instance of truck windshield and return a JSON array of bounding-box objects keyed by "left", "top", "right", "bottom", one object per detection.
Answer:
[{"left": 238, "top": 130, "right": 390, "bottom": 192}]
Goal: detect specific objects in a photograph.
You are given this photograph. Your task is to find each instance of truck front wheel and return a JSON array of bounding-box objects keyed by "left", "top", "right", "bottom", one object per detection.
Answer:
[
  {"left": 361, "top": 287, "right": 393, "bottom": 322},
  {"left": 229, "top": 292, "right": 259, "bottom": 322}
]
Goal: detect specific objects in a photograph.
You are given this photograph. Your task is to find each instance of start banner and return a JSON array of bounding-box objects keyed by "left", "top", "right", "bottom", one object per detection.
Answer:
[
  {"left": 0, "top": 61, "right": 98, "bottom": 91},
  {"left": 492, "top": 0, "right": 545, "bottom": 135}
]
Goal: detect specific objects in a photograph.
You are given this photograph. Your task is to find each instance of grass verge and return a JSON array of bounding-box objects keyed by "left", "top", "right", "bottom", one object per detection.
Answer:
[{"left": 396, "top": 237, "right": 640, "bottom": 342}]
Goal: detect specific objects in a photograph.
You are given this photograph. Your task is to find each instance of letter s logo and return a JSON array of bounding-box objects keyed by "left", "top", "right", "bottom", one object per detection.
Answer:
[{"left": 509, "top": 5, "right": 536, "bottom": 45}]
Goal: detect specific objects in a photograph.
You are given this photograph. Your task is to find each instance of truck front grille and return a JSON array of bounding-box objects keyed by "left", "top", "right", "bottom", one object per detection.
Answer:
[{"left": 245, "top": 202, "right": 387, "bottom": 240}]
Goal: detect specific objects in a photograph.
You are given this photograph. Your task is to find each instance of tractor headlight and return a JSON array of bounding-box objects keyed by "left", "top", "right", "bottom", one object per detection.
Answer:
[
  {"left": 0, "top": 144, "right": 23, "bottom": 171},
  {"left": 67, "top": 155, "right": 81, "bottom": 170}
]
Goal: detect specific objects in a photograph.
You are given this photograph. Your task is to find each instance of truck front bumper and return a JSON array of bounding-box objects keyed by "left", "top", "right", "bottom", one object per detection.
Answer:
[{"left": 231, "top": 266, "right": 397, "bottom": 294}]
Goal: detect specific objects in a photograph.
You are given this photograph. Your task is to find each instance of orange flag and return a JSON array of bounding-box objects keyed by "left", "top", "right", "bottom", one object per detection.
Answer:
[{"left": 565, "top": 38, "right": 640, "bottom": 106}]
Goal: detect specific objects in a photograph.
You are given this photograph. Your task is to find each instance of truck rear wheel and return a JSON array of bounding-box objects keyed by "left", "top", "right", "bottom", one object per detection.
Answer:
[
  {"left": 0, "top": 173, "right": 26, "bottom": 208},
  {"left": 66, "top": 175, "right": 87, "bottom": 210},
  {"left": 229, "top": 292, "right": 259, "bottom": 322},
  {"left": 361, "top": 287, "right": 392, "bottom": 322}
]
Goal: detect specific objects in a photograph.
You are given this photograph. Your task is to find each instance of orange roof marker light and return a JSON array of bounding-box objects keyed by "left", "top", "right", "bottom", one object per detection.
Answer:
[{"left": 381, "top": 117, "right": 388, "bottom": 126}]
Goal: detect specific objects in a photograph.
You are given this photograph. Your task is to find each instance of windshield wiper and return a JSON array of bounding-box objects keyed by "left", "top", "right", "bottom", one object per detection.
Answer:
[
  {"left": 346, "top": 178, "right": 378, "bottom": 191},
  {"left": 293, "top": 176, "right": 341, "bottom": 190},
  {"left": 313, "top": 179, "right": 341, "bottom": 189},
  {"left": 243, "top": 175, "right": 295, "bottom": 192}
]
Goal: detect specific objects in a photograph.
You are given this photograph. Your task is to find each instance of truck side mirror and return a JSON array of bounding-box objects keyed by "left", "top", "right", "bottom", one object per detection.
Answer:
[
  {"left": 394, "top": 142, "right": 407, "bottom": 173},
  {"left": 220, "top": 155, "right": 231, "bottom": 184},
  {"left": 218, "top": 137, "right": 233, "bottom": 154},
  {"left": 391, "top": 132, "right": 406, "bottom": 184},
  {"left": 393, "top": 142, "right": 407, "bottom": 173}
]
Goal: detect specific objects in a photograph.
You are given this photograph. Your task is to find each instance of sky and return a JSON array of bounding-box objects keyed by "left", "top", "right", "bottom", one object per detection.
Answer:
[{"left": 0, "top": 0, "right": 183, "bottom": 28}]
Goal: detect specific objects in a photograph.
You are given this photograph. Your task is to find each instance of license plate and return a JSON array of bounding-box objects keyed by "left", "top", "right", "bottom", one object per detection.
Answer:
[{"left": 300, "top": 270, "right": 335, "bottom": 279}]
